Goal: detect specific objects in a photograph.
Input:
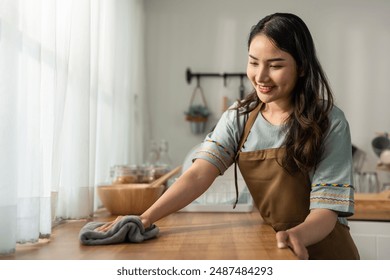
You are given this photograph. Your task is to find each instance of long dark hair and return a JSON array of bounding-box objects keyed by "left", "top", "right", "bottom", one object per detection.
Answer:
[{"left": 237, "top": 13, "right": 334, "bottom": 173}]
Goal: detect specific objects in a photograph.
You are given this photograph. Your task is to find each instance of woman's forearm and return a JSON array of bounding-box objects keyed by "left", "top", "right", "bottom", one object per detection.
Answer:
[
  {"left": 275, "top": 208, "right": 338, "bottom": 259},
  {"left": 140, "top": 159, "right": 220, "bottom": 227},
  {"left": 289, "top": 208, "right": 338, "bottom": 247}
]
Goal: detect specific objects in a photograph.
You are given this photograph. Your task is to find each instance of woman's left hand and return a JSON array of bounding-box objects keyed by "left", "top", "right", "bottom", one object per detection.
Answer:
[{"left": 275, "top": 230, "right": 309, "bottom": 260}]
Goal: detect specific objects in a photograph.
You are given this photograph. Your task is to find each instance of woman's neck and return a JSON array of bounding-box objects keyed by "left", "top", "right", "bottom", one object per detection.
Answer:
[{"left": 261, "top": 102, "right": 293, "bottom": 125}]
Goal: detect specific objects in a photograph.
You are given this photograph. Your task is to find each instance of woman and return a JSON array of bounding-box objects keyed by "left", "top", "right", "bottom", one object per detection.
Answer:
[{"left": 99, "top": 13, "right": 359, "bottom": 260}]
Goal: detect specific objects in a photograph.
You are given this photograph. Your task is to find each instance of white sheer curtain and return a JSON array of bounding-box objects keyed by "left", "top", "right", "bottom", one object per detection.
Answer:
[{"left": 0, "top": 0, "right": 145, "bottom": 254}]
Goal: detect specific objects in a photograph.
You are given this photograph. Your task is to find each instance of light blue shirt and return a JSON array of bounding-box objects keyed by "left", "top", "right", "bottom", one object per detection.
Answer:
[{"left": 193, "top": 103, "right": 354, "bottom": 225}]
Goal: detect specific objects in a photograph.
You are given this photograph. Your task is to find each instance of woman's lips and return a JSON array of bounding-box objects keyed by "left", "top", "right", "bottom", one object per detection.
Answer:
[{"left": 257, "top": 85, "right": 274, "bottom": 93}]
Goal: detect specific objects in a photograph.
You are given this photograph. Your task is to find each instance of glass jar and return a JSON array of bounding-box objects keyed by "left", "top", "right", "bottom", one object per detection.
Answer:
[
  {"left": 153, "top": 165, "right": 170, "bottom": 180},
  {"left": 156, "top": 139, "right": 172, "bottom": 170},
  {"left": 145, "top": 139, "right": 159, "bottom": 166},
  {"left": 138, "top": 165, "right": 156, "bottom": 183},
  {"left": 111, "top": 165, "right": 139, "bottom": 184}
]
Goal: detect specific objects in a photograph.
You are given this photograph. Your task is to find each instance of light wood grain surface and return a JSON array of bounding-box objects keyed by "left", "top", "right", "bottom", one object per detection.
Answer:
[
  {"left": 349, "top": 190, "right": 390, "bottom": 221},
  {"left": 1, "top": 210, "right": 297, "bottom": 260}
]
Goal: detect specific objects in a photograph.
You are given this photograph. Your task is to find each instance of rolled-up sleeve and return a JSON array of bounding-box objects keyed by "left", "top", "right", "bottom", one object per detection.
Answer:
[
  {"left": 192, "top": 108, "right": 242, "bottom": 175},
  {"left": 309, "top": 107, "right": 355, "bottom": 217}
]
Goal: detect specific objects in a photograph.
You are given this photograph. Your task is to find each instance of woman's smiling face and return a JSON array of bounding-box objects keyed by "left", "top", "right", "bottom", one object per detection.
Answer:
[{"left": 247, "top": 34, "right": 299, "bottom": 108}]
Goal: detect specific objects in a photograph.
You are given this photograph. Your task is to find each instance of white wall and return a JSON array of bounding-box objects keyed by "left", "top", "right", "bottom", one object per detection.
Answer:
[{"left": 143, "top": 0, "right": 390, "bottom": 178}]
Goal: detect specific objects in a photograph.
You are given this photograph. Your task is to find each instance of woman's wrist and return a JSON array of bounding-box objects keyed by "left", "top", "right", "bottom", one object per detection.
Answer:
[{"left": 140, "top": 215, "right": 151, "bottom": 229}]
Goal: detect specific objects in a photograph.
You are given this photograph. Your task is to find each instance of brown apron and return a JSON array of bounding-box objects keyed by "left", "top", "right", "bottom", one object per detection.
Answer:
[{"left": 235, "top": 103, "right": 359, "bottom": 260}]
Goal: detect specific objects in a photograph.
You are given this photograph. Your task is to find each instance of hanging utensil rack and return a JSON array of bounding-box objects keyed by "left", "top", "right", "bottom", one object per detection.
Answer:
[{"left": 186, "top": 68, "right": 248, "bottom": 99}]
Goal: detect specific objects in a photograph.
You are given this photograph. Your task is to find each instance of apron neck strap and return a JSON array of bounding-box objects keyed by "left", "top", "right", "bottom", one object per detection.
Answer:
[
  {"left": 233, "top": 102, "right": 262, "bottom": 208},
  {"left": 236, "top": 102, "right": 262, "bottom": 156}
]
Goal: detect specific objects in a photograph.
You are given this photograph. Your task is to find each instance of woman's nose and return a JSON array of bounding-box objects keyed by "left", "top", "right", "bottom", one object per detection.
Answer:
[{"left": 256, "top": 66, "right": 269, "bottom": 83}]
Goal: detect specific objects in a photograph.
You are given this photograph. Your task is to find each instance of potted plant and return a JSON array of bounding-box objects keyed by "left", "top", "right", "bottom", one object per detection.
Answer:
[
  {"left": 185, "top": 83, "right": 211, "bottom": 134},
  {"left": 185, "top": 104, "right": 210, "bottom": 134},
  {"left": 185, "top": 104, "right": 210, "bottom": 121}
]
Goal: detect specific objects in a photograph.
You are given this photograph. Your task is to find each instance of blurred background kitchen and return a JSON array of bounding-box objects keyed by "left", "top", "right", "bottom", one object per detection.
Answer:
[
  {"left": 1, "top": 0, "right": 389, "bottom": 258},
  {"left": 146, "top": 0, "right": 390, "bottom": 172}
]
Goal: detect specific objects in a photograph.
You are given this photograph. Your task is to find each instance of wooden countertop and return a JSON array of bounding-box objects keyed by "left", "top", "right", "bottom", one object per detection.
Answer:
[
  {"left": 91, "top": 210, "right": 297, "bottom": 260},
  {"left": 349, "top": 190, "right": 390, "bottom": 222},
  {"left": 6, "top": 190, "right": 390, "bottom": 260},
  {"left": 0, "top": 211, "right": 296, "bottom": 260},
  {"left": 1, "top": 210, "right": 297, "bottom": 260}
]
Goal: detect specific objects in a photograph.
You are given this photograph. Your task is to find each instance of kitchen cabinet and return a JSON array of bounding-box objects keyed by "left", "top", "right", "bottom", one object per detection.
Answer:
[{"left": 349, "top": 221, "right": 390, "bottom": 260}]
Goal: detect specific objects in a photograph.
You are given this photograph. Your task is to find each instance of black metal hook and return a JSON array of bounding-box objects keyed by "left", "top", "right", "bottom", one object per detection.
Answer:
[
  {"left": 186, "top": 68, "right": 247, "bottom": 99},
  {"left": 186, "top": 68, "right": 246, "bottom": 84},
  {"left": 196, "top": 75, "right": 200, "bottom": 87},
  {"left": 186, "top": 68, "right": 222, "bottom": 85}
]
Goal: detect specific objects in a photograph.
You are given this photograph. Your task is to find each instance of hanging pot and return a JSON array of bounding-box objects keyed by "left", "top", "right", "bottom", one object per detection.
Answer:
[
  {"left": 186, "top": 115, "right": 207, "bottom": 134},
  {"left": 185, "top": 83, "right": 210, "bottom": 135}
]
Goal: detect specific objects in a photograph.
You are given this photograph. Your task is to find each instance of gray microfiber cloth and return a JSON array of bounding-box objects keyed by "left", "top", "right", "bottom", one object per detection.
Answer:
[{"left": 79, "top": 215, "right": 159, "bottom": 245}]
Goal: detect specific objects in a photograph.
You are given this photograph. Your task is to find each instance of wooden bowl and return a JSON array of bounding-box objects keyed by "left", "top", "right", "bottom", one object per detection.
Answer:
[{"left": 97, "top": 183, "right": 165, "bottom": 215}]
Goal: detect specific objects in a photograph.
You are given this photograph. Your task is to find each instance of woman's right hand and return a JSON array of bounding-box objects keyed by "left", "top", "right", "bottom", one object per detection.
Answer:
[
  {"left": 94, "top": 215, "right": 152, "bottom": 232},
  {"left": 94, "top": 215, "right": 124, "bottom": 232},
  {"left": 140, "top": 215, "right": 151, "bottom": 229}
]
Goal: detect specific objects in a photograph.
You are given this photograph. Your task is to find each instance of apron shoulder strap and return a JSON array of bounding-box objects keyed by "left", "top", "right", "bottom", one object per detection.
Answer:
[
  {"left": 233, "top": 102, "right": 262, "bottom": 208},
  {"left": 236, "top": 102, "right": 262, "bottom": 158}
]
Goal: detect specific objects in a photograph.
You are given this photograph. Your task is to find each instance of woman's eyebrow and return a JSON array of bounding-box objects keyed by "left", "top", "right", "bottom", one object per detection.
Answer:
[
  {"left": 267, "top": 58, "right": 286, "bottom": 62},
  {"left": 248, "top": 54, "right": 286, "bottom": 62}
]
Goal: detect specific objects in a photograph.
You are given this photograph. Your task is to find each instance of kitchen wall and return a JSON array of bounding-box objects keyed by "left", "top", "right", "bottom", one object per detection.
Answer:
[{"left": 143, "top": 0, "right": 390, "bottom": 177}]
